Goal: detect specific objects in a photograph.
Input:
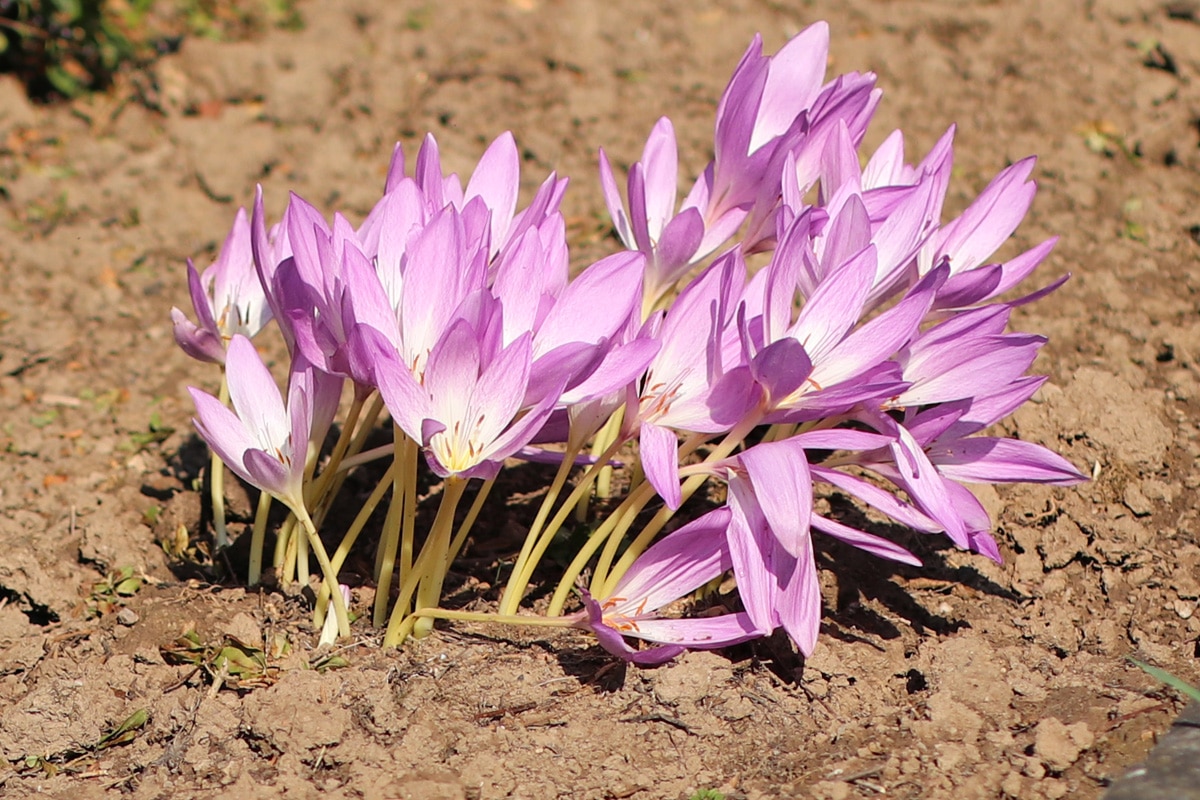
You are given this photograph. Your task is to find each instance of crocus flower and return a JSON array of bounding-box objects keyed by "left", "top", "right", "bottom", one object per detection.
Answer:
[
  {"left": 850, "top": 374, "right": 1087, "bottom": 559},
  {"left": 188, "top": 335, "right": 310, "bottom": 509},
  {"left": 363, "top": 132, "right": 566, "bottom": 264},
  {"left": 704, "top": 24, "right": 834, "bottom": 226},
  {"left": 172, "top": 207, "right": 272, "bottom": 364},
  {"left": 712, "top": 432, "right": 921, "bottom": 655},
  {"left": 598, "top": 117, "right": 705, "bottom": 306},
  {"left": 353, "top": 315, "right": 569, "bottom": 481},
  {"left": 630, "top": 254, "right": 750, "bottom": 509},
  {"left": 571, "top": 508, "right": 762, "bottom": 665}
]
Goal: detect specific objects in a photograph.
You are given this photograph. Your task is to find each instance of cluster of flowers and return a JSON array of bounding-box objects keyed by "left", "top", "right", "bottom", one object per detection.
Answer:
[{"left": 173, "top": 22, "right": 1085, "bottom": 663}]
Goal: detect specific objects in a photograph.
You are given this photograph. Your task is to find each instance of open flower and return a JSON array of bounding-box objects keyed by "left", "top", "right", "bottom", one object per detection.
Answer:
[
  {"left": 354, "top": 317, "right": 569, "bottom": 481},
  {"left": 711, "top": 432, "right": 922, "bottom": 655},
  {"left": 171, "top": 207, "right": 272, "bottom": 364},
  {"left": 188, "top": 335, "right": 310, "bottom": 510},
  {"left": 571, "top": 508, "right": 762, "bottom": 665}
]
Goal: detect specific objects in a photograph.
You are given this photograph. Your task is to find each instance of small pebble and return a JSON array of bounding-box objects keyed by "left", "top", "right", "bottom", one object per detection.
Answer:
[{"left": 116, "top": 608, "right": 140, "bottom": 626}]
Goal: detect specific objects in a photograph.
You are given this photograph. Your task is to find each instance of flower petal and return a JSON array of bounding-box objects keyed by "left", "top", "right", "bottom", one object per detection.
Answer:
[
  {"left": 639, "top": 422, "right": 682, "bottom": 510},
  {"left": 740, "top": 439, "right": 813, "bottom": 559}
]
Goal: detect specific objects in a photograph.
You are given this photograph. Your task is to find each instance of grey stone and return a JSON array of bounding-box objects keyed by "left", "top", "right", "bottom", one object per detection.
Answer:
[{"left": 1105, "top": 702, "right": 1200, "bottom": 800}]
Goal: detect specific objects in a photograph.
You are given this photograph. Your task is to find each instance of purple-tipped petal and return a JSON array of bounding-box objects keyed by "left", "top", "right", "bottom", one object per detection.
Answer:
[
  {"left": 640, "top": 117, "right": 680, "bottom": 240},
  {"left": 726, "top": 473, "right": 780, "bottom": 634},
  {"left": 171, "top": 307, "right": 226, "bottom": 364},
  {"left": 776, "top": 537, "right": 821, "bottom": 656},
  {"left": 598, "top": 147, "right": 635, "bottom": 250},
  {"left": 225, "top": 336, "right": 288, "bottom": 451},
  {"left": 613, "top": 507, "right": 732, "bottom": 607},
  {"left": 465, "top": 132, "right": 520, "bottom": 251}
]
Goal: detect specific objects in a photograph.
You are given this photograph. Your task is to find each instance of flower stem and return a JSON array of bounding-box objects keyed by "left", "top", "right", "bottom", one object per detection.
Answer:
[
  {"left": 314, "top": 393, "right": 385, "bottom": 530},
  {"left": 392, "top": 607, "right": 574, "bottom": 641},
  {"left": 590, "top": 431, "right": 707, "bottom": 593},
  {"left": 546, "top": 480, "right": 657, "bottom": 617},
  {"left": 373, "top": 426, "right": 411, "bottom": 628},
  {"left": 600, "top": 413, "right": 764, "bottom": 595},
  {"left": 501, "top": 435, "right": 627, "bottom": 615},
  {"left": 398, "top": 435, "right": 419, "bottom": 610},
  {"left": 411, "top": 477, "right": 469, "bottom": 638},
  {"left": 307, "top": 393, "right": 367, "bottom": 526},
  {"left": 498, "top": 441, "right": 583, "bottom": 615},
  {"left": 247, "top": 490, "right": 272, "bottom": 585},
  {"left": 210, "top": 373, "right": 230, "bottom": 549},
  {"left": 447, "top": 478, "right": 494, "bottom": 566},
  {"left": 314, "top": 459, "right": 395, "bottom": 627},
  {"left": 293, "top": 505, "right": 350, "bottom": 638},
  {"left": 381, "top": 485, "right": 463, "bottom": 647},
  {"left": 274, "top": 512, "right": 295, "bottom": 573},
  {"left": 592, "top": 408, "right": 624, "bottom": 501},
  {"left": 333, "top": 443, "right": 391, "bottom": 472},
  {"left": 296, "top": 518, "right": 310, "bottom": 587}
]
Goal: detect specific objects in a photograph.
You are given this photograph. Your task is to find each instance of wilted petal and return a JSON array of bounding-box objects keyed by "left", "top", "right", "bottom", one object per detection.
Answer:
[{"left": 577, "top": 593, "right": 685, "bottom": 666}]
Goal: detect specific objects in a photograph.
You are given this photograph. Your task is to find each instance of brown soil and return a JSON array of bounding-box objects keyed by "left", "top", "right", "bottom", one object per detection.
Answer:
[{"left": 1, "top": 1, "right": 1199, "bottom": 798}]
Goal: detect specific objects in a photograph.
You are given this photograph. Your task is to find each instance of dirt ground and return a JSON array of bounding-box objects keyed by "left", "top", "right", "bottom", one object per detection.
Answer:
[{"left": 1, "top": 0, "right": 1199, "bottom": 798}]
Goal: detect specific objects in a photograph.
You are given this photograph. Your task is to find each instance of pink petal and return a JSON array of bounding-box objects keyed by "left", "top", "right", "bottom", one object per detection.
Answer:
[
  {"left": 465, "top": 132, "right": 520, "bottom": 251},
  {"left": 639, "top": 422, "right": 682, "bottom": 510},
  {"left": 740, "top": 439, "right": 813, "bottom": 559},
  {"left": 225, "top": 335, "right": 288, "bottom": 451}
]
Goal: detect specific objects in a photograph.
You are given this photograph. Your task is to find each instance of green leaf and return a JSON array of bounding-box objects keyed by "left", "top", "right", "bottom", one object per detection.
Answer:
[
  {"left": 310, "top": 654, "right": 350, "bottom": 673},
  {"left": 95, "top": 708, "right": 149, "bottom": 751},
  {"left": 46, "top": 65, "right": 85, "bottom": 98},
  {"left": 213, "top": 637, "right": 267, "bottom": 678},
  {"left": 51, "top": 0, "right": 85, "bottom": 21},
  {"left": 1128, "top": 657, "right": 1200, "bottom": 703},
  {"left": 114, "top": 576, "right": 142, "bottom": 596}
]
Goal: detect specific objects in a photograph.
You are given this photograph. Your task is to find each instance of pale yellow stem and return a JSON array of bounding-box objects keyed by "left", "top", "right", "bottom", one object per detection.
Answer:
[
  {"left": 247, "top": 490, "right": 272, "bottom": 585},
  {"left": 373, "top": 426, "right": 409, "bottom": 628},
  {"left": 502, "top": 435, "right": 627, "bottom": 615},
  {"left": 210, "top": 374, "right": 230, "bottom": 549},
  {"left": 411, "top": 477, "right": 469, "bottom": 638},
  {"left": 314, "top": 460, "right": 396, "bottom": 626},
  {"left": 294, "top": 506, "right": 350, "bottom": 638}
]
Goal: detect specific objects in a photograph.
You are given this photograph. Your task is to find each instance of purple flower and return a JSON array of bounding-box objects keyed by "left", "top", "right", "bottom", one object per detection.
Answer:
[
  {"left": 364, "top": 132, "right": 566, "bottom": 264},
  {"left": 171, "top": 207, "right": 272, "bottom": 364},
  {"left": 715, "top": 432, "right": 921, "bottom": 655},
  {"left": 598, "top": 117, "right": 705, "bottom": 304},
  {"left": 571, "top": 508, "right": 762, "bottom": 665},
  {"left": 848, "top": 374, "right": 1087, "bottom": 559},
  {"left": 630, "top": 254, "right": 749, "bottom": 508},
  {"left": 188, "top": 335, "right": 310, "bottom": 509},
  {"left": 706, "top": 24, "right": 834, "bottom": 222},
  {"left": 353, "top": 315, "right": 567, "bottom": 481}
]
